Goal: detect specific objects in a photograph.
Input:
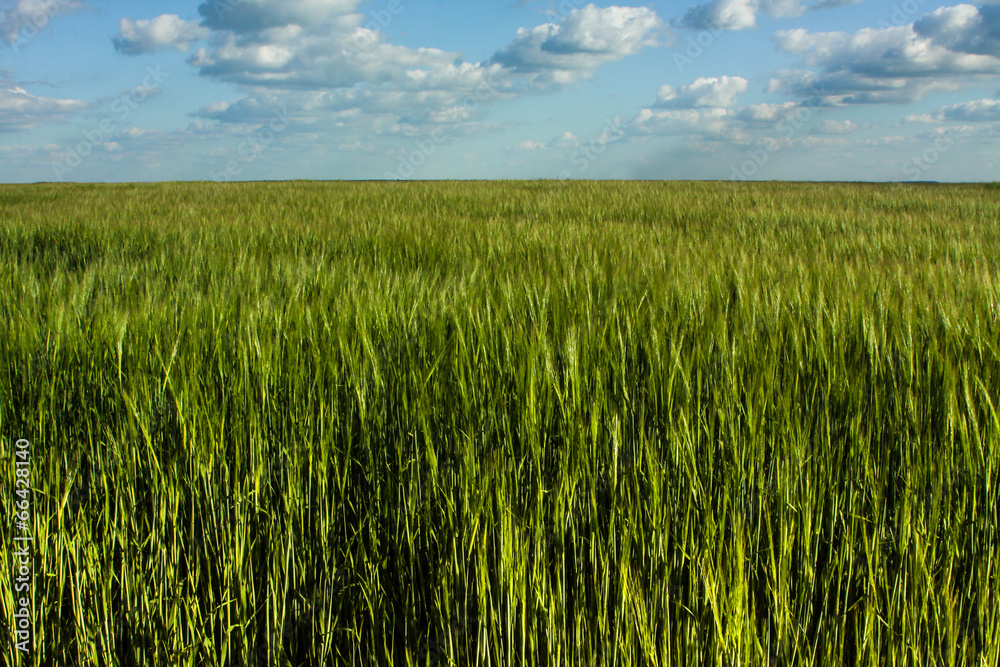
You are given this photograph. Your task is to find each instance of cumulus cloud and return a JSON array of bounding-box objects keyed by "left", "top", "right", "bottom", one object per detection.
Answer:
[
  {"left": 106, "top": 0, "right": 663, "bottom": 161},
  {"left": 517, "top": 139, "right": 546, "bottom": 150},
  {"left": 1, "top": 0, "right": 87, "bottom": 45},
  {"left": 490, "top": 4, "right": 662, "bottom": 87},
  {"left": 909, "top": 124, "right": 996, "bottom": 144},
  {"left": 674, "top": 0, "right": 861, "bottom": 31},
  {"left": 0, "top": 85, "right": 87, "bottom": 131},
  {"left": 655, "top": 76, "right": 748, "bottom": 108},
  {"left": 914, "top": 3, "right": 1000, "bottom": 57},
  {"left": 905, "top": 98, "right": 1000, "bottom": 122},
  {"left": 631, "top": 106, "right": 736, "bottom": 136},
  {"left": 732, "top": 101, "right": 799, "bottom": 122},
  {"left": 631, "top": 76, "right": 751, "bottom": 137},
  {"left": 121, "top": 2, "right": 661, "bottom": 115},
  {"left": 194, "top": 79, "right": 511, "bottom": 129},
  {"left": 629, "top": 74, "right": 863, "bottom": 148},
  {"left": 118, "top": 2, "right": 478, "bottom": 100},
  {"left": 196, "top": 0, "right": 360, "bottom": 33},
  {"left": 812, "top": 118, "right": 861, "bottom": 133},
  {"left": 770, "top": 22, "right": 1000, "bottom": 104},
  {"left": 804, "top": 0, "right": 861, "bottom": 10},
  {"left": 548, "top": 130, "right": 580, "bottom": 147},
  {"left": 513, "top": 131, "right": 582, "bottom": 151},
  {"left": 182, "top": 6, "right": 514, "bottom": 115},
  {"left": 674, "top": 0, "right": 757, "bottom": 31},
  {"left": 160, "top": 1, "right": 662, "bottom": 141},
  {"left": 113, "top": 15, "right": 210, "bottom": 55},
  {"left": 187, "top": 25, "right": 472, "bottom": 91}
]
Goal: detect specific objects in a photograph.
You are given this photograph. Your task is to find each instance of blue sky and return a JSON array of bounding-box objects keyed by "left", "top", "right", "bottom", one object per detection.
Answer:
[{"left": 1, "top": 0, "right": 998, "bottom": 182}]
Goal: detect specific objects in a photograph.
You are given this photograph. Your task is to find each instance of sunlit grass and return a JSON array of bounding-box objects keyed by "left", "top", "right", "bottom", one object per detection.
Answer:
[{"left": 0, "top": 180, "right": 998, "bottom": 665}]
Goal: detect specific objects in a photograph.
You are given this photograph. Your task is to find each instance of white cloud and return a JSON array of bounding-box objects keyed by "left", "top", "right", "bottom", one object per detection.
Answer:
[
  {"left": 902, "top": 112, "right": 937, "bottom": 123},
  {"left": 630, "top": 75, "right": 761, "bottom": 139},
  {"left": 196, "top": 0, "right": 360, "bottom": 33},
  {"left": 1, "top": 0, "right": 87, "bottom": 45},
  {"left": 674, "top": 0, "right": 861, "bottom": 31},
  {"left": 190, "top": 63, "right": 512, "bottom": 129},
  {"left": 770, "top": 22, "right": 1000, "bottom": 104},
  {"left": 191, "top": 69, "right": 514, "bottom": 138},
  {"left": 861, "top": 135, "right": 905, "bottom": 147},
  {"left": 631, "top": 106, "right": 736, "bottom": 136},
  {"left": 548, "top": 130, "right": 580, "bottom": 147},
  {"left": 629, "top": 74, "right": 870, "bottom": 151},
  {"left": 51, "top": 1, "right": 670, "bottom": 177},
  {"left": 180, "top": 1, "right": 513, "bottom": 101},
  {"left": 104, "top": 0, "right": 664, "bottom": 147},
  {"left": 733, "top": 101, "right": 798, "bottom": 122},
  {"left": 517, "top": 130, "right": 581, "bottom": 150},
  {"left": 113, "top": 15, "right": 210, "bottom": 55},
  {"left": 0, "top": 86, "right": 87, "bottom": 131},
  {"left": 490, "top": 4, "right": 662, "bottom": 87},
  {"left": 905, "top": 98, "right": 1000, "bottom": 122},
  {"left": 674, "top": 0, "right": 757, "bottom": 31},
  {"left": 914, "top": 3, "right": 1000, "bottom": 57},
  {"left": 165, "top": 1, "right": 663, "bottom": 147},
  {"left": 795, "top": 135, "right": 850, "bottom": 148},
  {"left": 813, "top": 118, "right": 861, "bottom": 133},
  {"left": 911, "top": 123, "right": 996, "bottom": 142},
  {"left": 655, "top": 76, "right": 748, "bottom": 108},
  {"left": 517, "top": 139, "right": 546, "bottom": 150},
  {"left": 186, "top": 20, "right": 498, "bottom": 94}
]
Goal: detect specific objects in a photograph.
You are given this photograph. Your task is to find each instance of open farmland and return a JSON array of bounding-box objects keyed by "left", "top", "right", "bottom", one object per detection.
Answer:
[{"left": 0, "top": 180, "right": 998, "bottom": 665}]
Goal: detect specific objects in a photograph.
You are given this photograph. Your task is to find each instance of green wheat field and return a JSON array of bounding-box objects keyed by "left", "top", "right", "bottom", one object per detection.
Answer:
[{"left": 1, "top": 181, "right": 998, "bottom": 665}]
